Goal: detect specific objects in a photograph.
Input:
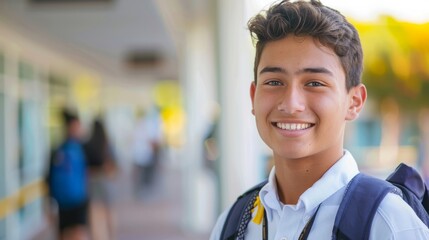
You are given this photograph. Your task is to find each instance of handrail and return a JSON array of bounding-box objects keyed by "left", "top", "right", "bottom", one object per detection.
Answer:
[{"left": 0, "top": 180, "right": 47, "bottom": 219}]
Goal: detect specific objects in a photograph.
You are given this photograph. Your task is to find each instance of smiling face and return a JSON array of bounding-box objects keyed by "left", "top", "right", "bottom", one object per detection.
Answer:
[{"left": 250, "top": 36, "right": 366, "bottom": 164}]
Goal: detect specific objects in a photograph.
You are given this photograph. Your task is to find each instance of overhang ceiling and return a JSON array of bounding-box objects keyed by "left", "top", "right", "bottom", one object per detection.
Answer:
[{"left": 0, "top": 0, "right": 186, "bottom": 82}]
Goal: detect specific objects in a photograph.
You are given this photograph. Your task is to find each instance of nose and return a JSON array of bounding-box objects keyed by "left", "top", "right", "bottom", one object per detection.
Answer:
[{"left": 277, "top": 86, "right": 306, "bottom": 114}]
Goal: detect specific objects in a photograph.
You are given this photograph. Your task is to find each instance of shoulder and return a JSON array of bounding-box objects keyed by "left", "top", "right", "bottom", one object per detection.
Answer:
[
  {"left": 370, "top": 192, "right": 429, "bottom": 239},
  {"left": 210, "top": 180, "right": 268, "bottom": 240},
  {"left": 210, "top": 206, "right": 231, "bottom": 240},
  {"left": 51, "top": 147, "right": 66, "bottom": 164},
  {"left": 239, "top": 180, "right": 268, "bottom": 198}
]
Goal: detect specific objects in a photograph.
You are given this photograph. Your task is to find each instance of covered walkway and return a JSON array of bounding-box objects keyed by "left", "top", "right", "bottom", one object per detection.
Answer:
[{"left": 35, "top": 162, "right": 210, "bottom": 240}]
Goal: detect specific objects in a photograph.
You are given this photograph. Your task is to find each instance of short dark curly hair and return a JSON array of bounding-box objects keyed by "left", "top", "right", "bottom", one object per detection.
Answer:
[{"left": 248, "top": 0, "right": 363, "bottom": 91}]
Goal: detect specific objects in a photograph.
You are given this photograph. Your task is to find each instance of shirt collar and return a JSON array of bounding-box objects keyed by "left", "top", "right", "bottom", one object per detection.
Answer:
[{"left": 259, "top": 150, "right": 359, "bottom": 221}]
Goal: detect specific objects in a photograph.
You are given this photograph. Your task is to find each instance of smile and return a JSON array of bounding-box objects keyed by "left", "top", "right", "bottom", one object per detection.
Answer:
[{"left": 274, "top": 122, "right": 313, "bottom": 130}]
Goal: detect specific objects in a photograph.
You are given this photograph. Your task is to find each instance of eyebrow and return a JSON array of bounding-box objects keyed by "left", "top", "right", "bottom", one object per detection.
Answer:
[
  {"left": 259, "top": 66, "right": 286, "bottom": 75},
  {"left": 259, "top": 66, "right": 333, "bottom": 76},
  {"left": 297, "top": 67, "right": 333, "bottom": 76}
]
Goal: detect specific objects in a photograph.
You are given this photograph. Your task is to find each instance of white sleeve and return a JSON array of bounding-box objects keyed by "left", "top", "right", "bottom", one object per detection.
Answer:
[
  {"left": 370, "top": 192, "right": 429, "bottom": 240},
  {"left": 210, "top": 207, "right": 231, "bottom": 240}
]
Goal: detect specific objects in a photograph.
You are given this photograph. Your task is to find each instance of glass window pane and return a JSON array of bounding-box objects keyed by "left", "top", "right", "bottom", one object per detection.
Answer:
[
  {"left": 18, "top": 61, "right": 34, "bottom": 81},
  {"left": 0, "top": 93, "right": 5, "bottom": 199}
]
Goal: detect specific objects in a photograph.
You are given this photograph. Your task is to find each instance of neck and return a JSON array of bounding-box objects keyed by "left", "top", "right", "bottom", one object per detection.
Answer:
[{"left": 274, "top": 150, "right": 343, "bottom": 205}]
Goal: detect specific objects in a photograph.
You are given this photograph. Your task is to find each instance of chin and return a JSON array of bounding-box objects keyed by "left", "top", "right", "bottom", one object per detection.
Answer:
[{"left": 274, "top": 149, "right": 310, "bottom": 161}]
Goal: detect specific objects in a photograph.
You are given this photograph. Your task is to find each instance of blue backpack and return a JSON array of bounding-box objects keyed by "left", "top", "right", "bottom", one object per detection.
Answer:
[
  {"left": 47, "top": 140, "right": 88, "bottom": 209},
  {"left": 220, "top": 163, "right": 429, "bottom": 240}
]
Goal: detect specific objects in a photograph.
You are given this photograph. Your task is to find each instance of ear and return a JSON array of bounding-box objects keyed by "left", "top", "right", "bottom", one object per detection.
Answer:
[
  {"left": 345, "top": 84, "right": 367, "bottom": 121},
  {"left": 250, "top": 81, "right": 256, "bottom": 115}
]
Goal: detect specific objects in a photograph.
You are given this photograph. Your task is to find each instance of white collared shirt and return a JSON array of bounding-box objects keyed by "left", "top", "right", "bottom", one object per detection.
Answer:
[{"left": 210, "top": 150, "right": 429, "bottom": 240}]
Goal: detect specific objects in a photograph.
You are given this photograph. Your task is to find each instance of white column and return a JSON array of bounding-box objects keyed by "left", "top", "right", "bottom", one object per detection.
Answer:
[
  {"left": 171, "top": 0, "right": 266, "bottom": 232},
  {"left": 216, "top": 0, "right": 264, "bottom": 209},
  {"left": 180, "top": 8, "right": 219, "bottom": 232}
]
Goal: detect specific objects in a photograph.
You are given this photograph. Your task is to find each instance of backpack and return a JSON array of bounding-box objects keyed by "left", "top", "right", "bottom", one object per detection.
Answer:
[
  {"left": 47, "top": 141, "right": 88, "bottom": 209},
  {"left": 220, "top": 163, "right": 429, "bottom": 240}
]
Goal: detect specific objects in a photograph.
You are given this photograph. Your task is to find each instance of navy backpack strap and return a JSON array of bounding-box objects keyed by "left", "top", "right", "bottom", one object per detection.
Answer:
[
  {"left": 332, "top": 173, "right": 398, "bottom": 240},
  {"left": 220, "top": 180, "right": 268, "bottom": 240}
]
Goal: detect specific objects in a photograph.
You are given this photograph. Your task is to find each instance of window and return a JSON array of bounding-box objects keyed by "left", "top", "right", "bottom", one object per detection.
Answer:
[{"left": 0, "top": 52, "right": 4, "bottom": 75}]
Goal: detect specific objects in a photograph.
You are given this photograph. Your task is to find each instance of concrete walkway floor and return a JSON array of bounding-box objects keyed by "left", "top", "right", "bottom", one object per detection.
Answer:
[
  {"left": 112, "top": 165, "right": 210, "bottom": 240},
  {"left": 33, "top": 164, "right": 211, "bottom": 240}
]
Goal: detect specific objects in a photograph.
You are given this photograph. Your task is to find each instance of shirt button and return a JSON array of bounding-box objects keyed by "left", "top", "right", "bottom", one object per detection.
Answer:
[{"left": 280, "top": 237, "right": 288, "bottom": 240}]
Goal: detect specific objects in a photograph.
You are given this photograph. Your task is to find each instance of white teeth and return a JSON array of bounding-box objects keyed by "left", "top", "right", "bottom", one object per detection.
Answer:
[{"left": 276, "top": 122, "right": 312, "bottom": 130}]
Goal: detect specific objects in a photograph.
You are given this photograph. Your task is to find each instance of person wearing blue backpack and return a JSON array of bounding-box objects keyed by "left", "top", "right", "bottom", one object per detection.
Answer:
[
  {"left": 47, "top": 109, "right": 90, "bottom": 240},
  {"left": 210, "top": 0, "right": 429, "bottom": 239}
]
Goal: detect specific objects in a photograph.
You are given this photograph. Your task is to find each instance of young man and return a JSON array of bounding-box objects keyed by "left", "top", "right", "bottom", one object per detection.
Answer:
[{"left": 210, "top": 0, "right": 429, "bottom": 239}]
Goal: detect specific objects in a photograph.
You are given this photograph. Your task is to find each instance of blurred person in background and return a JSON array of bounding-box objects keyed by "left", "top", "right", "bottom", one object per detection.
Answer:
[
  {"left": 46, "top": 109, "right": 90, "bottom": 240},
  {"left": 210, "top": 0, "right": 429, "bottom": 239},
  {"left": 84, "top": 118, "right": 117, "bottom": 240},
  {"left": 132, "top": 106, "right": 163, "bottom": 199}
]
